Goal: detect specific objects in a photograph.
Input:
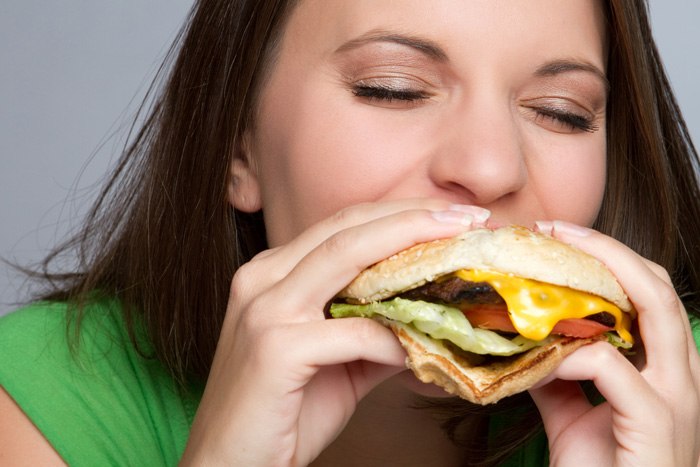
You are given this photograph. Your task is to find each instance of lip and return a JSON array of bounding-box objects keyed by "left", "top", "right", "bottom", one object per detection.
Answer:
[{"left": 485, "top": 219, "right": 506, "bottom": 229}]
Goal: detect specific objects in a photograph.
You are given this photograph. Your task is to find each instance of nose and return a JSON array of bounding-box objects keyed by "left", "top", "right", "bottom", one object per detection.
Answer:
[{"left": 428, "top": 93, "right": 527, "bottom": 206}]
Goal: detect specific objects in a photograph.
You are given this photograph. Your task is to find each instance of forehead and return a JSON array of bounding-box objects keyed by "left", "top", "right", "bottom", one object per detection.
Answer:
[{"left": 278, "top": 0, "right": 607, "bottom": 70}]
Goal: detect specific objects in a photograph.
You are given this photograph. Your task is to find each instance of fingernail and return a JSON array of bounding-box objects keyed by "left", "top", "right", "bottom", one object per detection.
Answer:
[
  {"left": 534, "top": 221, "right": 553, "bottom": 234},
  {"left": 447, "top": 204, "right": 491, "bottom": 223},
  {"left": 552, "top": 220, "right": 592, "bottom": 237},
  {"left": 432, "top": 211, "right": 475, "bottom": 226}
]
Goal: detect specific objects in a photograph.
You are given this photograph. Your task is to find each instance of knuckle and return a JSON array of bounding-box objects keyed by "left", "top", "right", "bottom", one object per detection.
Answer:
[
  {"left": 321, "top": 229, "right": 357, "bottom": 257},
  {"left": 230, "top": 262, "right": 254, "bottom": 296},
  {"left": 588, "top": 341, "right": 622, "bottom": 367},
  {"left": 250, "top": 246, "right": 279, "bottom": 261},
  {"left": 646, "top": 260, "right": 673, "bottom": 284},
  {"left": 330, "top": 203, "right": 369, "bottom": 227},
  {"left": 229, "top": 260, "right": 269, "bottom": 301},
  {"left": 655, "top": 281, "right": 681, "bottom": 310},
  {"left": 346, "top": 317, "right": 383, "bottom": 343}
]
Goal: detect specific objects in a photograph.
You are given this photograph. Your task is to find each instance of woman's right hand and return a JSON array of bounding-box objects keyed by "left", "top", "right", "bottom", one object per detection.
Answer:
[{"left": 180, "top": 199, "right": 490, "bottom": 466}]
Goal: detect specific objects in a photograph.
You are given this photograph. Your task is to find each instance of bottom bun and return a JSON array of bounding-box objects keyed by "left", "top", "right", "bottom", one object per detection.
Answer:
[{"left": 383, "top": 318, "right": 599, "bottom": 405}]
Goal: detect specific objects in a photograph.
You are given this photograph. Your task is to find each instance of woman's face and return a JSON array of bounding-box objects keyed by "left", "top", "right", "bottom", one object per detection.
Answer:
[{"left": 241, "top": 0, "right": 608, "bottom": 247}]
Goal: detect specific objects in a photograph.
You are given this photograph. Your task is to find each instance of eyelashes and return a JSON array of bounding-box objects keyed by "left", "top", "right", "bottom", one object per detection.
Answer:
[
  {"left": 351, "top": 83, "right": 600, "bottom": 133},
  {"left": 529, "top": 106, "right": 599, "bottom": 133},
  {"left": 352, "top": 83, "right": 430, "bottom": 103}
]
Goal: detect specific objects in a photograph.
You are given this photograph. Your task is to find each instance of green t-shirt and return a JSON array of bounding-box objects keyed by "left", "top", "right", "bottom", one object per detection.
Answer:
[
  {"left": 0, "top": 300, "right": 202, "bottom": 466},
  {"left": 1, "top": 300, "right": 699, "bottom": 466}
]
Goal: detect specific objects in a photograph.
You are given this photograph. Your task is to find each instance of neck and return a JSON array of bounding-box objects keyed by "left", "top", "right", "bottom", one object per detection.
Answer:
[{"left": 310, "top": 374, "right": 477, "bottom": 466}]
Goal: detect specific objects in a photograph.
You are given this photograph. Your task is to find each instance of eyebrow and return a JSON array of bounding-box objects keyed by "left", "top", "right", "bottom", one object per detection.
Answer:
[
  {"left": 335, "top": 32, "right": 608, "bottom": 90},
  {"left": 535, "top": 59, "right": 609, "bottom": 91},
  {"left": 334, "top": 30, "right": 449, "bottom": 62}
]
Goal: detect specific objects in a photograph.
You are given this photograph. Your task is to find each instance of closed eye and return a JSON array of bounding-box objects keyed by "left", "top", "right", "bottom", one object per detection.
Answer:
[
  {"left": 352, "top": 84, "right": 430, "bottom": 103},
  {"left": 533, "top": 107, "right": 599, "bottom": 133}
]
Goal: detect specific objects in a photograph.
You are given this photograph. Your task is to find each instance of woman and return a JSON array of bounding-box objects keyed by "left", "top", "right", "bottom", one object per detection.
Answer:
[{"left": 1, "top": 0, "right": 699, "bottom": 465}]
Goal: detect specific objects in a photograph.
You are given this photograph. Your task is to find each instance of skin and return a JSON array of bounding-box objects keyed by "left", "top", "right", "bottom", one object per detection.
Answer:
[
  {"left": 243, "top": 0, "right": 608, "bottom": 245},
  {"left": 2, "top": 1, "right": 699, "bottom": 466}
]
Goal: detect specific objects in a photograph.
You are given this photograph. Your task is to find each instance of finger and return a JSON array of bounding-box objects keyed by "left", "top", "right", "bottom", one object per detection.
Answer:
[
  {"left": 235, "top": 200, "right": 489, "bottom": 312},
  {"left": 551, "top": 342, "right": 691, "bottom": 464},
  {"left": 529, "top": 378, "right": 593, "bottom": 437},
  {"left": 274, "top": 207, "right": 485, "bottom": 317},
  {"left": 548, "top": 221, "right": 691, "bottom": 380},
  {"left": 230, "top": 199, "right": 468, "bottom": 301},
  {"left": 283, "top": 318, "right": 408, "bottom": 380},
  {"left": 253, "top": 199, "right": 490, "bottom": 284},
  {"left": 630, "top": 258, "right": 699, "bottom": 382},
  {"left": 640, "top": 257, "right": 673, "bottom": 286},
  {"left": 538, "top": 221, "right": 695, "bottom": 375},
  {"left": 547, "top": 342, "right": 661, "bottom": 422},
  {"left": 532, "top": 383, "right": 616, "bottom": 466},
  {"left": 634, "top": 258, "right": 698, "bottom": 363},
  {"left": 234, "top": 317, "right": 407, "bottom": 396}
]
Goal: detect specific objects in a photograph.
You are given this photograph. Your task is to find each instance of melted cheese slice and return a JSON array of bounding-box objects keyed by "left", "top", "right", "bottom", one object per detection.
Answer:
[{"left": 453, "top": 269, "right": 634, "bottom": 345}]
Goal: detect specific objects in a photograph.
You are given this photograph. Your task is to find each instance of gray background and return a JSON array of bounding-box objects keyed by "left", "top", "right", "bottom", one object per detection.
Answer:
[{"left": 1, "top": 2, "right": 698, "bottom": 315}]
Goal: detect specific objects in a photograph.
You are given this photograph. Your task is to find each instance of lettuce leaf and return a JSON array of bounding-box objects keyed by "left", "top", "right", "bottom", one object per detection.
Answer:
[
  {"left": 330, "top": 298, "right": 541, "bottom": 356},
  {"left": 606, "top": 331, "right": 634, "bottom": 351}
]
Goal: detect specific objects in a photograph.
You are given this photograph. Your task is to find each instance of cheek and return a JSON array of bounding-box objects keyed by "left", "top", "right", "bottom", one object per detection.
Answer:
[
  {"left": 254, "top": 89, "right": 427, "bottom": 245},
  {"left": 531, "top": 136, "right": 607, "bottom": 226}
]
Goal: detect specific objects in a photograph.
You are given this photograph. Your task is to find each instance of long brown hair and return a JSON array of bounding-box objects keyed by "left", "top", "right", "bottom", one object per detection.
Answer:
[
  {"left": 36, "top": 0, "right": 296, "bottom": 382},
  {"left": 30, "top": 0, "right": 700, "bottom": 464},
  {"left": 597, "top": 0, "right": 700, "bottom": 303}
]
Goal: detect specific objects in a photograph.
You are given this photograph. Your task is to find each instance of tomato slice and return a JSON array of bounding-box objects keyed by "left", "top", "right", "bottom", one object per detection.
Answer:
[
  {"left": 462, "top": 305, "right": 515, "bottom": 332},
  {"left": 462, "top": 306, "right": 612, "bottom": 339}
]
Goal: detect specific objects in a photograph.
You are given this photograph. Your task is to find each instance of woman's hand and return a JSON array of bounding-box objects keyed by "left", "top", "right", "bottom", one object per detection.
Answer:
[
  {"left": 180, "top": 199, "right": 490, "bottom": 466},
  {"left": 530, "top": 221, "right": 700, "bottom": 467}
]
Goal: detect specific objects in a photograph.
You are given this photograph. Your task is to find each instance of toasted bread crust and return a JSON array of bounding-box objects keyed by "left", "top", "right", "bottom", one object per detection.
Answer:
[
  {"left": 338, "top": 226, "right": 632, "bottom": 312},
  {"left": 385, "top": 319, "right": 599, "bottom": 404}
]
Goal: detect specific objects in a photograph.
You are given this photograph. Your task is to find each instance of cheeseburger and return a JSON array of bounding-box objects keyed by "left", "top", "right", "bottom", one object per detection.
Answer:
[{"left": 329, "top": 226, "right": 635, "bottom": 405}]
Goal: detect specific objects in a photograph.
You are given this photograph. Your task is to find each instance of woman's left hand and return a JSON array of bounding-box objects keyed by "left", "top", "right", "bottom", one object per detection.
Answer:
[{"left": 529, "top": 221, "right": 700, "bottom": 467}]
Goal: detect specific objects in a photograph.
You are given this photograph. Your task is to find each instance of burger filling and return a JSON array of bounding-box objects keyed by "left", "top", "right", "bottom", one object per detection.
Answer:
[{"left": 330, "top": 269, "right": 634, "bottom": 356}]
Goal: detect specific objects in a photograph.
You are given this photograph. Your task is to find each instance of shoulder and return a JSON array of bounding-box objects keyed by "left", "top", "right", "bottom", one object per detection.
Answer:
[
  {"left": 0, "top": 300, "right": 130, "bottom": 382},
  {"left": 0, "top": 299, "right": 200, "bottom": 465},
  {"left": 0, "top": 300, "right": 75, "bottom": 347}
]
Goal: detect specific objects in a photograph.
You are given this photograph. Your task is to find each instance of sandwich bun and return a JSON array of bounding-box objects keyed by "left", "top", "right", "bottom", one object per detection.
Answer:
[
  {"left": 339, "top": 226, "right": 632, "bottom": 311},
  {"left": 332, "top": 226, "right": 635, "bottom": 404}
]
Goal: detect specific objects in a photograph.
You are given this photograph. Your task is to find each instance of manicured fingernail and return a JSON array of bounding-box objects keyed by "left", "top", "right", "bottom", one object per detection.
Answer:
[
  {"left": 447, "top": 205, "right": 491, "bottom": 223},
  {"left": 432, "top": 211, "right": 475, "bottom": 226},
  {"left": 552, "top": 220, "right": 592, "bottom": 237},
  {"left": 535, "top": 221, "right": 553, "bottom": 234}
]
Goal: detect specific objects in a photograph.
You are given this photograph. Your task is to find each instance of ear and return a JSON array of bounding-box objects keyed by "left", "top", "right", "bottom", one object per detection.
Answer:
[{"left": 227, "top": 132, "right": 262, "bottom": 212}]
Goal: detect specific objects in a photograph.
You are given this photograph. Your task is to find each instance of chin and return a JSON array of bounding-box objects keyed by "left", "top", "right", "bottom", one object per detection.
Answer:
[{"left": 395, "top": 370, "right": 457, "bottom": 398}]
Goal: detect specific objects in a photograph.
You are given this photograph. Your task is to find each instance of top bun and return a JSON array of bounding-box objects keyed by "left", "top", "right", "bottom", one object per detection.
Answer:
[{"left": 337, "top": 226, "right": 632, "bottom": 312}]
